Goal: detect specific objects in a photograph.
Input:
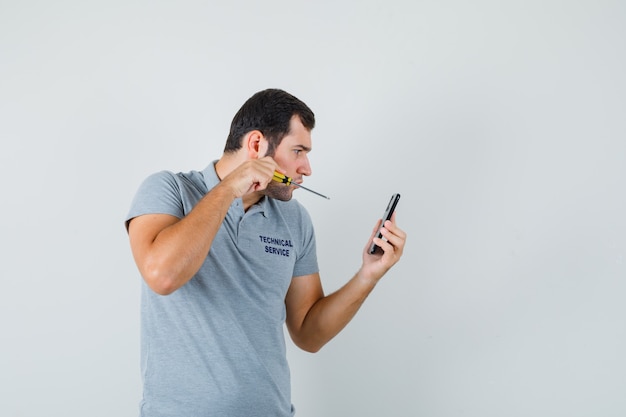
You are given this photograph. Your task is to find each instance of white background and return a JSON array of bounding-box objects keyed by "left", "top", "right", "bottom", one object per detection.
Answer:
[{"left": 1, "top": 1, "right": 625, "bottom": 416}]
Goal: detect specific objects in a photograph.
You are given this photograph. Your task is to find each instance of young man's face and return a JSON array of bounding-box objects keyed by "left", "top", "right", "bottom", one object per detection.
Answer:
[{"left": 262, "top": 115, "right": 312, "bottom": 201}]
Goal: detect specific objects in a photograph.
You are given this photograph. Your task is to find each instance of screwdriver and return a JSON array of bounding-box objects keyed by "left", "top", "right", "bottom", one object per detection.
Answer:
[{"left": 272, "top": 171, "right": 330, "bottom": 200}]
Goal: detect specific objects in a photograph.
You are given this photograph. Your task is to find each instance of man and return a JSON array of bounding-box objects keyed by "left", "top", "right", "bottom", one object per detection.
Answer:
[{"left": 125, "top": 88, "right": 406, "bottom": 416}]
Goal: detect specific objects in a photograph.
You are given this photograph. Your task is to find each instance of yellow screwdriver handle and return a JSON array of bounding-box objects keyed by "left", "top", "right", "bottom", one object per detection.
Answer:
[{"left": 272, "top": 171, "right": 292, "bottom": 185}]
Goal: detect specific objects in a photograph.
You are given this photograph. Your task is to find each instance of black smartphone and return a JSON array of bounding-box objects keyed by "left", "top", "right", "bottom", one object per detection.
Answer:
[{"left": 368, "top": 193, "right": 401, "bottom": 255}]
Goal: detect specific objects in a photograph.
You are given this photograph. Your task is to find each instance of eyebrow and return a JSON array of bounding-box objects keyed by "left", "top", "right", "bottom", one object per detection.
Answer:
[{"left": 294, "top": 144, "right": 312, "bottom": 152}]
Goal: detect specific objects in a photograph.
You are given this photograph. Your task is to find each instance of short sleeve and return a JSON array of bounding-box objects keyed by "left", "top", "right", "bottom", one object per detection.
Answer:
[{"left": 124, "top": 171, "right": 184, "bottom": 230}]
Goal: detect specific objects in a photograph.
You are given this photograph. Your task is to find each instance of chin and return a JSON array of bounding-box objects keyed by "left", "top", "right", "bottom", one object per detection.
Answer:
[{"left": 263, "top": 184, "right": 293, "bottom": 201}]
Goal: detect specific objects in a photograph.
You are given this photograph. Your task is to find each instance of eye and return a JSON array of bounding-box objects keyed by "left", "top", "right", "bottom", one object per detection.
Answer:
[{"left": 293, "top": 149, "right": 302, "bottom": 155}]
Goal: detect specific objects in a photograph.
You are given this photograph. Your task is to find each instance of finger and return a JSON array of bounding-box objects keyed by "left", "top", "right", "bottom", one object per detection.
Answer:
[
  {"left": 381, "top": 211, "right": 405, "bottom": 237},
  {"left": 258, "top": 156, "right": 280, "bottom": 173},
  {"left": 386, "top": 211, "right": 398, "bottom": 227},
  {"left": 378, "top": 225, "right": 406, "bottom": 255},
  {"left": 375, "top": 237, "right": 395, "bottom": 255}
]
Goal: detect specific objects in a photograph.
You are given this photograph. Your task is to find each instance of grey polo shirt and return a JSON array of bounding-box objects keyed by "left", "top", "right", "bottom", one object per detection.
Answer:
[{"left": 126, "top": 161, "right": 319, "bottom": 417}]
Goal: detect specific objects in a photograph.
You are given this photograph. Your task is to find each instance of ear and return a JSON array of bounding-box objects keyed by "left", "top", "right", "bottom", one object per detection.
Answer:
[{"left": 244, "top": 130, "right": 268, "bottom": 159}]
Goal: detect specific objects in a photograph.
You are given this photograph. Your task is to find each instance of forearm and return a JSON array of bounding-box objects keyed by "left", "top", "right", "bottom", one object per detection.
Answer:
[
  {"left": 139, "top": 183, "right": 236, "bottom": 294},
  {"left": 287, "top": 214, "right": 407, "bottom": 352},
  {"left": 295, "top": 271, "right": 378, "bottom": 352}
]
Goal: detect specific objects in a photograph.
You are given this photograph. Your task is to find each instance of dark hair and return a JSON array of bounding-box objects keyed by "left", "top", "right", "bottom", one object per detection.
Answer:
[{"left": 224, "top": 88, "right": 315, "bottom": 155}]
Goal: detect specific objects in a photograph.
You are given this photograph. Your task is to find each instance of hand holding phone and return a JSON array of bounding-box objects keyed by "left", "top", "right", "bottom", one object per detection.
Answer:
[{"left": 368, "top": 193, "right": 401, "bottom": 255}]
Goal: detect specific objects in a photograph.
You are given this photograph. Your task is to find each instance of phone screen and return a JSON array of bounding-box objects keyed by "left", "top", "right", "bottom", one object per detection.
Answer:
[{"left": 368, "top": 193, "right": 401, "bottom": 254}]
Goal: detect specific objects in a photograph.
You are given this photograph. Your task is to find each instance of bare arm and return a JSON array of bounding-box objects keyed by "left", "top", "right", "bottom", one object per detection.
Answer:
[
  {"left": 127, "top": 158, "right": 278, "bottom": 295},
  {"left": 285, "top": 215, "right": 406, "bottom": 352},
  {"left": 128, "top": 182, "right": 236, "bottom": 295}
]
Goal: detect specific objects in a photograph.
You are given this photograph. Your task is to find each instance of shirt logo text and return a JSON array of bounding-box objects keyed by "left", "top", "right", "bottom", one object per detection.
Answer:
[{"left": 259, "top": 235, "right": 293, "bottom": 257}]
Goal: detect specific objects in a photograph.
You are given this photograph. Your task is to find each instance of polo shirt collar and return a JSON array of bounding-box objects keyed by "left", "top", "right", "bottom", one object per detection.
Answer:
[{"left": 201, "top": 160, "right": 220, "bottom": 189}]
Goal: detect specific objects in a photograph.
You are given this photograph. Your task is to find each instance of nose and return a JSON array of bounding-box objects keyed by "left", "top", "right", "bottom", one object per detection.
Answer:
[{"left": 298, "top": 155, "right": 312, "bottom": 177}]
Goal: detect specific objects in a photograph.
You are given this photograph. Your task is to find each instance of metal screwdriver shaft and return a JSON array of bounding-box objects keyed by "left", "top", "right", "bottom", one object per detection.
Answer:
[{"left": 290, "top": 182, "right": 331, "bottom": 200}]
